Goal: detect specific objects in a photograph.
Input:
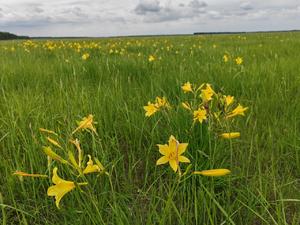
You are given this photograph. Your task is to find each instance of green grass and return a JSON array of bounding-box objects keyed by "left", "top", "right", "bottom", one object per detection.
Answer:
[{"left": 1, "top": 32, "right": 300, "bottom": 224}]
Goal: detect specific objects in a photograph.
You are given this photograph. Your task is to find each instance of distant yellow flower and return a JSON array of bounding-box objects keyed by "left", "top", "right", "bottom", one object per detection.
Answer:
[
  {"left": 156, "top": 135, "right": 190, "bottom": 172},
  {"left": 226, "top": 104, "right": 248, "bottom": 118},
  {"left": 193, "top": 108, "right": 207, "bottom": 123},
  {"left": 181, "top": 82, "right": 193, "bottom": 93},
  {"left": 235, "top": 57, "right": 243, "bottom": 65},
  {"left": 155, "top": 96, "right": 170, "bottom": 109},
  {"left": 83, "top": 155, "right": 103, "bottom": 174},
  {"left": 82, "top": 53, "right": 90, "bottom": 60},
  {"left": 148, "top": 55, "right": 155, "bottom": 62},
  {"left": 220, "top": 132, "right": 240, "bottom": 139},
  {"left": 225, "top": 95, "right": 234, "bottom": 107},
  {"left": 193, "top": 169, "right": 231, "bottom": 176},
  {"left": 72, "top": 114, "right": 97, "bottom": 134},
  {"left": 47, "top": 167, "right": 76, "bottom": 209},
  {"left": 223, "top": 54, "right": 229, "bottom": 62},
  {"left": 200, "top": 84, "right": 215, "bottom": 103},
  {"left": 143, "top": 102, "right": 158, "bottom": 117},
  {"left": 13, "top": 171, "right": 47, "bottom": 178},
  {"left": 182, "top": 102, "right": 192, "bottom": 111}
]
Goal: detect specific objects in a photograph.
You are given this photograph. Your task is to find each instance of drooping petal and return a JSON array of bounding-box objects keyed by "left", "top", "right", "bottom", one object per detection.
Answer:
[
  {"left": 156, "top": 156, "right": 169, "bottom": 165},
  {"left": 47, "top": 182, "right": 75, "bottom": 208},
  {"left": 83, "top": 155, "right": 101, "bottom": 174},
  {"left": 178, "top": 156, "right": 190, "bottom": 163},
  {"left": 169, "top": 159, "right": 178, "bottom": 172}
]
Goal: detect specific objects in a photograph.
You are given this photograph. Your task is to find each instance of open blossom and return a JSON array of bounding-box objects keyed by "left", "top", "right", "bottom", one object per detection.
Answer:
[
  {"left": 72, "top": 114, "right": 97, "bottom": 134},
  {"left": 144, "top": 102, "right": 159, "bottom": 117},
  {"left": 156, "top": 135, "right": 190, "bottom": 172},
  {"left": 226, "top": 104, "right": 248, "bottom": 118},
  {"left": 47, "top": 167, "right": 76, "bottom": 209},
  {"left": 200, "top": 84, "right": 215, "bottom": 103},
  {"left": 181, "top": 82, "right": 193, "bottom": 93},
  {"left": 193, "top": 108, "right": 207, "bottom": 123},
  {"left": 82, "top": 53, "right": 90, "bottom": 60},
  {"left": 148, "top": 55, "right": 155, "bottom": 62},
  {"left": 235, "top": 57, "right": 243, "bottom": 65},
  {"left": 224, "top": 95, "right": 234, "bottom": 107},
  {"left": 143, "top": 97, "right": 170, "bottom": 117}
]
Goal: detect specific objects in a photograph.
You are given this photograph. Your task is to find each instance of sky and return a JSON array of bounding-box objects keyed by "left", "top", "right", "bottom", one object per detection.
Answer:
[{"left": 0, "top": 0, "right": 299, "bottom": 37}]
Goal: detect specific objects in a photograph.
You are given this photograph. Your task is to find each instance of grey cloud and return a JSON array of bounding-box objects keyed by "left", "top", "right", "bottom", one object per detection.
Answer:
[
  {"left": 188, "top": 0, "right": 207, "bottom": 9},
  {"left": 240, "top": 2, "right": 254, "bottom": 10},
  {"left": 134, "top": 0, "right": 161, "bottom": 15}
]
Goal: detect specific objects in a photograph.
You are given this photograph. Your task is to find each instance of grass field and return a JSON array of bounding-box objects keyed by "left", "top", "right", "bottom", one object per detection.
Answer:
[{"left": 1, "top": 32, "right": 300, "bottom": 224}]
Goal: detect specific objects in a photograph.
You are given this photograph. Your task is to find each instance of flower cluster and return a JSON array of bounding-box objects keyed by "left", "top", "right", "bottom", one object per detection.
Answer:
[
  {"left": 143, "top": 96, "right": 171, "bottom": 117},
  {"left": 14, "top": 114, "right": 107, "bottom": 209}
]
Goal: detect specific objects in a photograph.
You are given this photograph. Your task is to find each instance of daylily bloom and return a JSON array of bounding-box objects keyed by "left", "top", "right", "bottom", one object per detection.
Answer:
[
  {"left": 148, "top": 55, "right": 155, "bottom": 62},
  {"left": 226, "top": 104, "right": 248, "bottom": 118},
  {"left": 193, "top": 108, "right": 207, "bottom": 123},
  {"left": 72, "top": 114, "right": 97, "bottom": 134},
  {"left": 143, "top": 102, "right": 159, "bottom": 117},
  {"left": 82, "top": 53, "right": 90, "bottom": 60},
  {"left": 155, "top": 96, "right": 170, "bottom": 109},
  {"left": 235, "top": 57, "right": 243, "bottom": 65},
  {"left": 220, "top": 132, "right": 240, "bottom": 139},
  {"left": 83, "top": 155, "right": 103, "bottom": 174},
  {"left": 193, "top": 169, "right": 231, "bottom": 176},
  {"left": 223, "top": 54, "right": 229, "bottom": 62},
  {"left": 225, "top": 95, "right": 234, "bottom": 107},
  {"left": 181, "top": 82, "right": 193, "bottom": 93},
  {"left": 200, "top": 84, "right": 215, "bottom": 103},
  {"left": 47, "top": 167, "right": 76, "bottom": 209},
  {"left": 13, "top": 171, "right": 47, "bottom": 178},
  {"left": 156, "top": 135, "right": 190, "bottom": 172}
]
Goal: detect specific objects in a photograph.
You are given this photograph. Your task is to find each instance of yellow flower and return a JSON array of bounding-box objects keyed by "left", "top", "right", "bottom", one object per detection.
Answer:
[
  {"left": 193, "top": 169, "right": 231, "bottom": 176},
  {"left": 235, "top": 57, "right": 243, "bottom": 65},
  {"left": 156, "top": 135, "right": 190, "bottom": 172},
  {"left": 47, "top": 167, "right": 75, "bottom": 209},
  {"left": 200, "top": 84, "right": 215, "bottom": 103},
  {"left": 155, "top": 96, "right": 170, "bottom": 109},
  {"left": 82, "top": 53, "right": 90, "bottom": 60},
  {"left": 226, "top": 104, "right": 248, "bottom": 118},
  {"left": 13, "top": 171, "right": 48, "bottom": 178},
  {"left": 143, "top": 102, "right": 158, "bottom": 117},
  {"left": 72, "top": 114, "right": 97, "bottom": 134},
  {"left": 181, "top": 82, "right": 193, "bottom": 93},
  {"left": 193, "top": 108, "right": 207, "bottom": 123},
  {"left": 83, "top": 155, "right": 103, "bottom": 174},
  {"left": 223, "top": 54, "right": 229, "bottom": 62},
  {"left": 42, "top": 146, "right": 68, "bottom": 164},
  {"left": 46, "top": 137, "right": 63, "bottom": 149},
  {"left": 220, "top": 132, "right": 240, "bottom": 139},
  {"left": 225, "top": 95, "right": 234, "bottom": 107},
  {"left": 181, "top": 102, "right": 191, "bottom": 111},
  {"left": 148, "top": 55, "right": 155, "bottom": 62}
]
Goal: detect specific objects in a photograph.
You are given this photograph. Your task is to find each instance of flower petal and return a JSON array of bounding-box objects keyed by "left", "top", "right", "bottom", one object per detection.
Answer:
[
  {"left": 178, "top": 143, "right": 188, "bottom": 155},
  {"left": 169, "top": 159, "right": 178, "bottom": 172},
  {"left": 178, "top": 156, "right": 190, "bottom": 163},
  {"left": 156, "top": 156, "right": 169, "bottom": 165},
  {"left": 157, "top": 144, "right": 170, "bottom": 155}
]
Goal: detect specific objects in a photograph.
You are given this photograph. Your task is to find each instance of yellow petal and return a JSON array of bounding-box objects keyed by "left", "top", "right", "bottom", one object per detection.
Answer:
[
  {"left": 178, "top": 143, "right": 188, "bottom": 155},
  {"left": 168, "top": 135, "right": 178, "bottom": 152},
  {"left": 169, "top": 159, "right": 178, "bottom": 172},
  {"left": 83, "top": 155, "right": 101, "bottom": 174},
  {"left": 42, "top": 146, "right": 68, "bottom": 164},
  {"left": 193, "top": 169, "right": 231, "bottom": 176},
  {"left": 157, "top": 144, "right": 170, "bottom": 155},
  {"left": 178, "top": 156, "right": 190, "bottom": 163},
  {"left": 156, "top": 156, "right": 169, "bottom": 165}
]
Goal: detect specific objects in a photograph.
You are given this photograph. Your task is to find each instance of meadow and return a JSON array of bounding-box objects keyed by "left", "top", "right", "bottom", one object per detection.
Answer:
[{"left": 0, "top": 32, "right": 300, "bottom": 224}]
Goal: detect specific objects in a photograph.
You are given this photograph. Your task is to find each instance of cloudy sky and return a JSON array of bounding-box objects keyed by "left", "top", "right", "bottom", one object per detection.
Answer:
[{"left": 0, "top": 0, "right": 299, "bottom": 37}]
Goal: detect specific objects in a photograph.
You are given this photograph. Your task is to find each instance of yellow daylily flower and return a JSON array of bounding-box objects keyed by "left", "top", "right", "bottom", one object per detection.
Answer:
[
  {"left": 226, "top": 104, "right": 248, "bottom": 118},
  {"left": 47, "top": 167, "right": 76, "bottom": 209},
  {"left": 155, "top": 96, "right": 170, "bottom": 109},
  {"left": 83, "top": 155, "right": 103, "bottom": 174},
  {"left": 181, "top": 82, "right": 193, "bottom": 93},
  {"left": 46, "top": 137, "right": 63, "bottom": 149},
  {"left": 193, "top": 169, "right": 231, "bottom": 176},
  {"left": 42, "top": 146, "right": 68, "bottom": 164},
  {"left": 148, "top": 55, "right": 155, "bottom": 62},
  {"left": 82, "top": 53, "right": 90, "bottom": 60},
  {"left": 223, "top": 54, "right": 229, "bottom": 62},
  {"left": 13, "top": 171, "right": 48, "bottom": 178},
  {"left": 156, "top": 135, "right": 190, "bottom": 173},
  {"left": 193, "top": 108, "right": 207, "bottom": 123},
  {"left": 235, "top": 57, "right": 243, "bottom": 65},
  {"left": 225, "top": 95, "right": 234, "bottom": 107},
  {"left": 72, "top": 114, "right": 97, "bottom": 134},
  {"left": 143, "top": 102, "right": 159, "bottom": 117},
  {"left": 200, "top": 84, "right": 215, "bottom": 103},
  {"left": 220, "top": 132, "right": 240, "bottom": 139}
]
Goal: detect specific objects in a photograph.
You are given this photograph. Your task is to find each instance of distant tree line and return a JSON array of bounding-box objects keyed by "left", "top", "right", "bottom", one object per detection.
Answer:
[{"left": 0, "top": 32, "right": 29, "bottom": 40}]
